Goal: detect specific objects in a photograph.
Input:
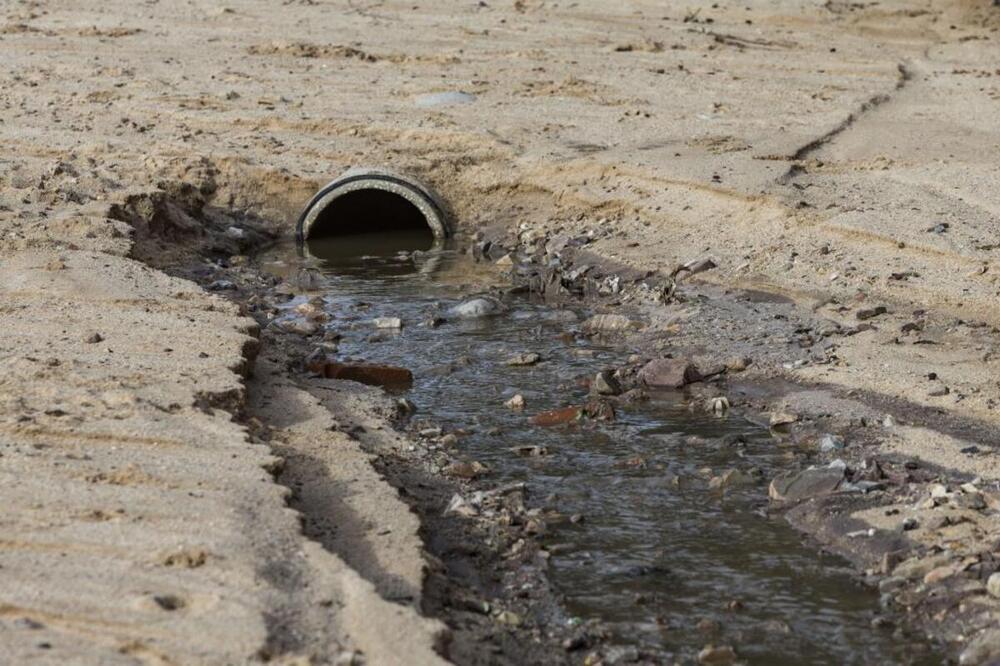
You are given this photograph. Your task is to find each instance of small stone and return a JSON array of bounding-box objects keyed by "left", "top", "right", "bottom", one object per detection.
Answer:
[
  {"left": 725, "top": 356, "right": 751, "bottom": 372},
  {"left": 84, "top": 332, "right": 103, "bottom": 344},
  {"left": 952, "top": 492, "right": 987, "bottom": 511},
  {"left": 593, "top": 369, "right": 623, "bottom": 396},
  {"left": 506, "top": 352, "right": 542, "bottom": 366},
  {"left": 583, "top": 399, "right": 616, "bottom": 422},
  {"left": 207, "top": 279, "right": 236, "bottom": 291},
  {"left": 892, "top": 552, "right": 954, "bottom": 580},
  {"left": 769, "top": 411, "right": 798, "bottom": 427},
  {"left": 901, "top": 517, "right": 919, "bottom": 531},
  {"left": 372, "top": 316, "right": 402, "bottom": 329},
  {"left": 581, "top": 313, "right": 638, "bottom": 333},
  {"left": 278, "top": 318, "right": 320, "bottom": 336},
  {"left": 987, "top": 573, "right": 1000, "bottom": 598},
  {"left": 396, "top": 398, "right": 417, "bottom": 415},
  {"left": 531, "top": 406, "right": 582, "bottom": 426},
  {"left": 923, "top": 564, "right": 959, "bottom": 585},
  {"left": 335, "top": 651, "right": 364, "bottom": 666},
  {"left": 495, "top": 610, "right": 522, "bottom": 627},
  {"left": 929, "top": 484, "right": 950, "bottom": 499},
  {"left": 495, "top": 254, "right": 514, "bottom": 267},
  {"left": 504, "top": 394, "right": 526, "bottom": 410},
  {"left": 709, "top": 396, "right": 730, "bottom": 415},
  {"left": 856, "top": 306, "right": 887, "bottom": 321},
  {"left": 768, "top": 467, "right": 845, "bottom": 502},
  {"left": 819, "top": 434, "right": 845, "bottom": 452},
  {"left": 444, "top": 494, "right": 478, "bottom": 517},
  {"left": 446, "top": 461, "right": 488, "bottom": 480},
  {"left": 448, "top": 296, "right": 506, "bottom": 318}
]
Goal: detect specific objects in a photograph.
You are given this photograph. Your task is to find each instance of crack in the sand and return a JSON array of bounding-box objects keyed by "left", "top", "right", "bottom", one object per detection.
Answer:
[{"left": 778, "top": 62, "right": 913, "bottom": 183}]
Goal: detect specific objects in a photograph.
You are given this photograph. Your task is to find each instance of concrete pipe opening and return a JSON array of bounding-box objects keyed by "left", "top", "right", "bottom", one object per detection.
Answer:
[{"left": 296, "top": 168, "right": 450, "bottom": 251}]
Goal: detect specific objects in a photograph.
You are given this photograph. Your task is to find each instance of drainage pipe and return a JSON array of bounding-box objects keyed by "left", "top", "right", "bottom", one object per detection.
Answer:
[{"left": 295, "top": 167, "right": 450, "bottom": 243}]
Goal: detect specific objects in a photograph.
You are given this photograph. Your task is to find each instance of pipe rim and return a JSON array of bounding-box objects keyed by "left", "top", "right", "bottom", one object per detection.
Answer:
[{"left": 296, "top": 170, "right": 449, "bottom": 243}]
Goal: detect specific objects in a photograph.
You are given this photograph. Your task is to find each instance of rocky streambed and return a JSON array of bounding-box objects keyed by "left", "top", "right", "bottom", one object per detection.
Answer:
[
  {"left": 136, "top": 189, "right": 1000, "bottom": 665},
  {"left": 231, "top": 231, "right": 947, "bottom": 665}
]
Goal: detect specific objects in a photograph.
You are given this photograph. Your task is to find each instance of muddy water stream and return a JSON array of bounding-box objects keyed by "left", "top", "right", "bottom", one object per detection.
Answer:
[{"left": 261, "top": 236, "right": 939, "bottom": 665}]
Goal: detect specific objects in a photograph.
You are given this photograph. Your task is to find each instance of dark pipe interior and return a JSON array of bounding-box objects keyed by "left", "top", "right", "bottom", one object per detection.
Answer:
[{"left": 308, "top": 189, "right": 434, "bottom": 240}]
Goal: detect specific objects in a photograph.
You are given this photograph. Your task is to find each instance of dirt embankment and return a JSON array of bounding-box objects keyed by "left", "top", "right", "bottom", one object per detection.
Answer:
[{"left": 2, "top": 0, "right": 1000, "bottom": 664}]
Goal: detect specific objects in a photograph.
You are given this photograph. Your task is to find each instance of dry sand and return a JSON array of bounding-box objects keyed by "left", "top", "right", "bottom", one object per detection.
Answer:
[{"left": 2, "top": 0, "right": 999, "bottom": 663}]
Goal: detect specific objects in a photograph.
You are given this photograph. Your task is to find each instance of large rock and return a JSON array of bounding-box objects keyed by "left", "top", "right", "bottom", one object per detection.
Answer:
[
  {"left": 638, "top": 358, "right": 702, "bottom": 389},
  {"left": 768, "top": 466, "right": 845, "bottom": 503}
]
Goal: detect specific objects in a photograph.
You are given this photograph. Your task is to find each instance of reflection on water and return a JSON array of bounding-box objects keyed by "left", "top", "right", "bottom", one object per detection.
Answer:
[
  {"left": 261, "top": 238, "right": 941, "bottom": 665},
  {"left": 304, "top": 229, "right": 437, "bottom": 278}
]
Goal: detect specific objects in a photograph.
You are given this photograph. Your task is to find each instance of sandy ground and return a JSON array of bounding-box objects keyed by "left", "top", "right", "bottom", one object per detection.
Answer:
[{"left": 1, "top": 0, "right": 999, "bottom": 663}]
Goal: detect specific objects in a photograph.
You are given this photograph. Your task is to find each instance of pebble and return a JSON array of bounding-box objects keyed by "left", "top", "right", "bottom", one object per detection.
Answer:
[
  {"left": 768, "top": 411, "right": 798, "bottom": 427},
  {"left": 448, "top": 296, "right": 506, "bottom": 318},
  {"left": 504, "top": 394, "right": 526, "bottom": 410},
  {"left": 819, "top": 434, "right": 845, "bottom": 452},
  {"left": 929, "top": 484, "right": 950, "bottom": 499},
  {"left": 277, "top": 318, "right": 319, "bottom": 336},
  {"left": 856, "top": 306, "right": 887, "bottom": 321},
  {"left": 444, "top": 494, "right": 478, "bottom": 517},
  {"left": 531, "top": 406, "right": 582, "bottom": 426},
  {"left": 446, "top": 461, "right": 488, "bottom": 479},
  {"left": 709, "top": 396, "right": 730, "bottom": 415},
  {"left": 372, "top": 316, "right": 402, "bottom": 329},
  {"left": 722, "top": 356, "right": 749, "bottom": 373},
  {"left": 581, "top": 313, "right": 638, "bottom": 333},
  {"left": 593, "top": 369, "right": 623, "bottom": 396},
  {"left": 987, "top": 573, "right": 1000, "bottom": 598},
  {"left": 495, "top": 610, "right": 522, "bottom": 627},
  {"left": 507, "top": 352, "right": 542, "bottom": 366},
  {"left": 923, "top": 564, "right": 959, "bottom": 585}
]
